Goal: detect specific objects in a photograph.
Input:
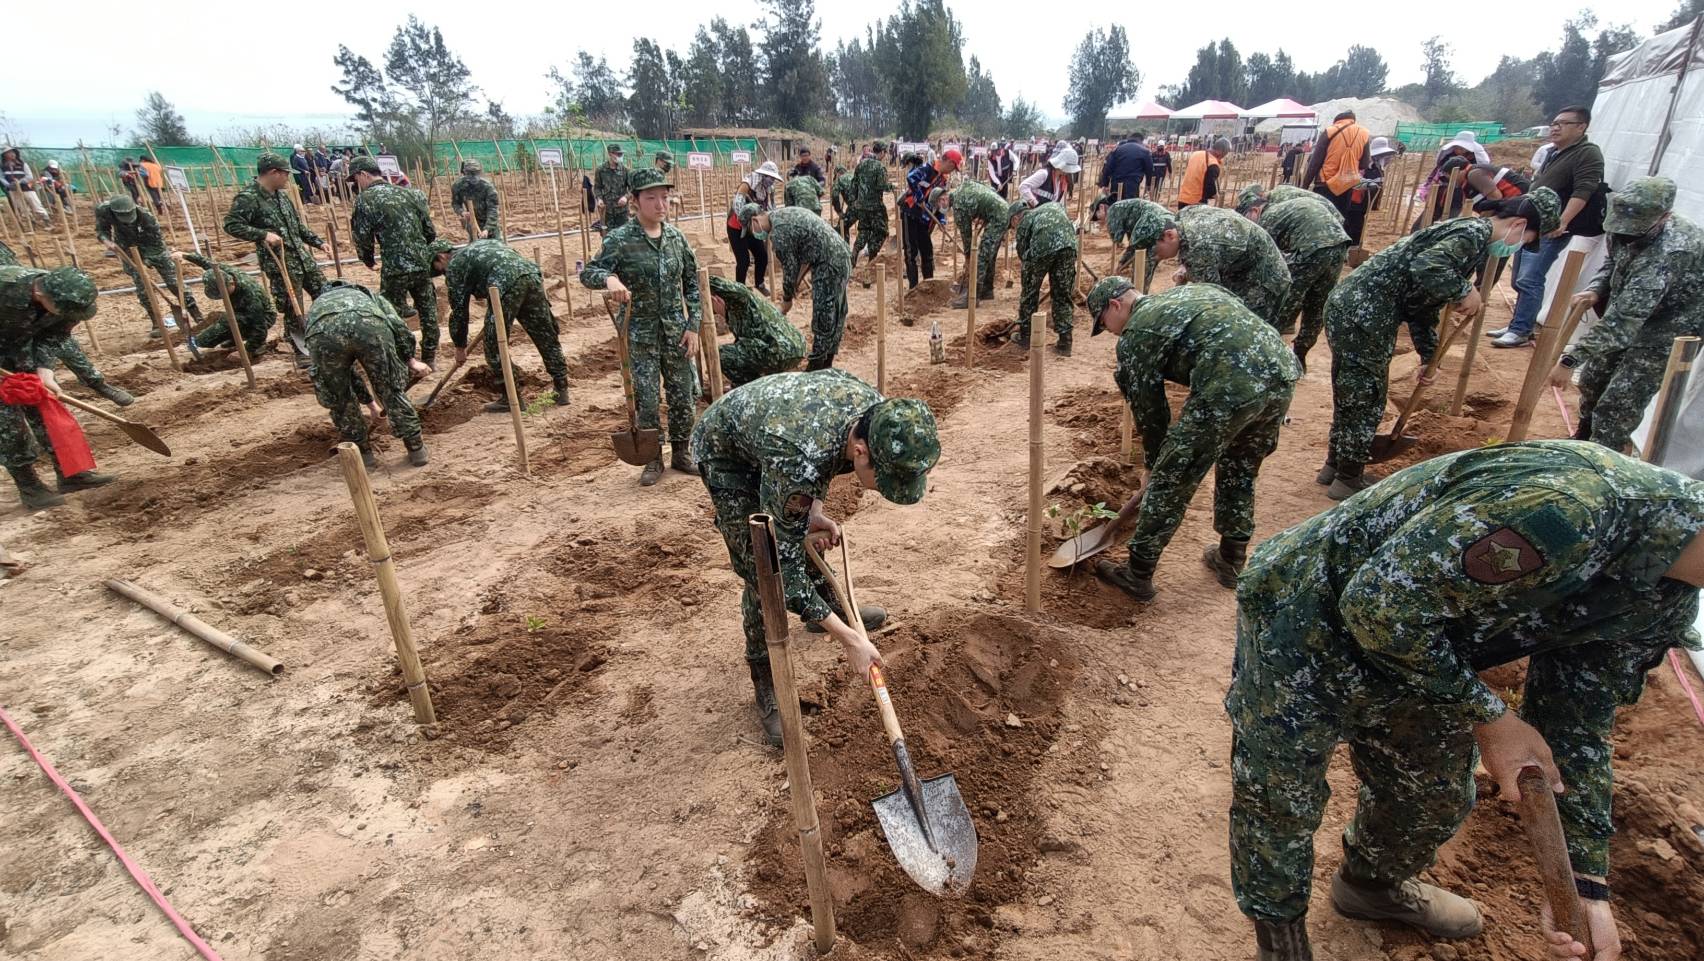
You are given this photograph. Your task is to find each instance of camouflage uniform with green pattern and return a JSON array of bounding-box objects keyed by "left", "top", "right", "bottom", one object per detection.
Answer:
[
  {"left": 1257, "top": 195, "right": 1351, "bottom": 353},
  {"left": 766, "top": 205, "right": 851, "bottom": 370},
  {"left": 1324, "top": 217, "right": 1491, "bottom": 466},
  {"left": 1114, "top": 284, "right": 1299, "bottom": 566},
  {"left": 1228, "top": 441, "right": 1704, "bottom": 923},
  {"left": 1015, "top": 201, "right": 1077, "bottom": 341},
  {"left": 1268, "top": 184, "right": 1342, "bottom": 220},
  {"left": 594, "top": 160, "right": 631, "bottom": 231},
  {"left": 448, "top": 240, "right": 569, "bottom": 390},
  {"left": 1, "top": 266, "right": 96, "bottom": 470},
  {"left": 184, "top": 253, "right": 276, "bottom": 353},
  {"left": 711, "top": 275, "right": 804, "bottom": 386},
  {"left": 831, "top": 172, "right": 856, "bottom": 238},
  {"left": 1173, "top": 205, "right": 1291, "bottom": 329},
  {"left": 784, "top": 175, "right": 823, "bottom": 214},
  {"left": 351, "top": 181, "right": 440, "bottom": 361},
  {"left": 95, "top": 198, "right": 198, "bottom": 318},
  {"left": 581, "top": 221, "right": 701, "bottom": 444},
  {"left": 223, "top": 173, "right": 325, "bottom": 320},
  {"left": 0, "top": 240, "right": 15, "bottom": 267},
  {"left": 849, "top": 156, "right": 890, "bottom": 262},
  {"left": 950, "top": 182, "right": 1010, "bottom": 302},
  {"left": 305, "top": 282, "right": 421, "bottom": 450},
  {"left": 451, "top": 173, "right": 502, "bottom": 239}
]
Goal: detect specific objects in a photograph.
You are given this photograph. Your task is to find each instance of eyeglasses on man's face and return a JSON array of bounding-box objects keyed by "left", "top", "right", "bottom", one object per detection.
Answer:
[{"left": 1549, "top": 119, "right": 1586, "bottom": 127}]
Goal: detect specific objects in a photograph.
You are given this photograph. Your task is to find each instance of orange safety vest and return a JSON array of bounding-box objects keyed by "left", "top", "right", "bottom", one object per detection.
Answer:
[
  {"left": 1177, "top": 151, "right": 1219, "bottom": 206},
  {"left": 1318, "top": 119, "right": 1370, "bottom": 196},
  {"left": 139, "top": 160, "right": 164, "bottom": 189}
]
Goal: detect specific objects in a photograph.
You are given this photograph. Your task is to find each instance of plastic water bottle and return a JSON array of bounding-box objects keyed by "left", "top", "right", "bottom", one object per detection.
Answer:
[{"left": 929, "top": 320, "right": 945, "bottom": 365}]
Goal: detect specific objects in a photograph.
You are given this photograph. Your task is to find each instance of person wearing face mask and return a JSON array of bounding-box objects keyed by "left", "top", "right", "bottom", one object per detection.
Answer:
[
  {"left": 1317, "top": 188, "right": 1561, "bottom": 499},
  {"left": 1548, "top": 177, "right": 1703, "bottom": 453}
]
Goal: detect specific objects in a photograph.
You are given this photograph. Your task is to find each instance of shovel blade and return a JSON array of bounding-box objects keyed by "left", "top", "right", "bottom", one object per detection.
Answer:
[
  {"left": 872, "top": 773, "right": 978, "bottom": 897},
  {"left": 1367, "top": 433, "right": 1417, "bottom": 464},
  {"left": 120, "top": 421, "right": 172, "bottom": 457},
  {"left": 611, "top": 428, "right": 663, "bottom": 466},
  {"left": 1047, "top": 521, "right": 1116, "bottom": 569}
]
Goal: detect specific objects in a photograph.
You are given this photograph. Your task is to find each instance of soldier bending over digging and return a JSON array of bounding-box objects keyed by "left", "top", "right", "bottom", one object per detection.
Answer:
[{"left": 305, "top": 281, "right": 431, "bottom": 469}]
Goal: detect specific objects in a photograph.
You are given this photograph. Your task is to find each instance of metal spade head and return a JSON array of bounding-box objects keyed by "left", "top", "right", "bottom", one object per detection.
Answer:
[
  {"left": 1047, "top": 519, "right": 1119, "bottom": 569},
  {"left": 872, "top": 773, "right": 978, "bottom": 897},
  {"left": 1367, "top": 432, "right": 1418, "bottom": 463},
  {"left": 611, "top": 427, "right": 663, "bottom": 466}
]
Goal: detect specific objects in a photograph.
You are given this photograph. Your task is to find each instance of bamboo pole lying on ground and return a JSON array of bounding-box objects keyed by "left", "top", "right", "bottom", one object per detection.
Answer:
[
  {"left": 336, "top": 442, "right": 436, "bottom": 724},
  {"left": 104, "top": 578, "right": 283, "bottom": 676}
]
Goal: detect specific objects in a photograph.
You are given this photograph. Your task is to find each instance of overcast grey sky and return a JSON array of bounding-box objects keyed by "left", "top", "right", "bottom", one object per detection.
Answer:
[{"left": 9, "top": 0, "right": 1687, "bottom": 144}]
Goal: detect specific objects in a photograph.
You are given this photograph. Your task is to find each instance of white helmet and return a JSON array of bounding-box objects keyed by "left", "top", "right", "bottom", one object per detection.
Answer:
[{"left": 1048, "top": 145, "right": 1081, "bottom": 174}]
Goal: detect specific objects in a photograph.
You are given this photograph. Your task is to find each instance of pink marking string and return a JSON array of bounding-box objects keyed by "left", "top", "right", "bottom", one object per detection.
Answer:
[
  {"left": 1551, "top": 386, "right": 1575, "bottom": 435},
  {"left": 1669, "top": 651, "right": 1704, "bottom": 729},
  {"left": 0, "top": 705, "right": 225, "bottom": 961}
]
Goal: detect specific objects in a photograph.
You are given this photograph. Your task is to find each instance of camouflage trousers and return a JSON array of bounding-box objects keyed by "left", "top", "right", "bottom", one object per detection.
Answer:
[
  {"left": 307, "top": 320, "right": 421, "bottom": 448},
  {"left": 260, "top": 244, "right": 326, "bottom": 322},
  {"left": 704, "top": 476, "right": 840, "bottom": 664},
  {"left": 193, "top": 306, "right": 273, "bottom": 354},
  {"left": 850, "top": 206, "right": 888, "bottom": 263},
  {"left": 966, "top": 227, "right": 1005, "bottom": 301},
  {"left": 481, "top": 281, "right": 568, "bottom": 386},
  {"left": 119, "top": 247, "right": 197, "bottom": 319},
  {"left": 806, "top": 267, "right": 849, "bottom": 369},
  {"left": 628, "top": 319, "right": 696, "bottom": 445},
  {"left": 1324, "top": 326, "right": 1397, "bottom": 467},
  {"left": 602, "top": 202, "right": 630, "bottom": 231},
  {"left": 0, "top": 404, "right": 52, "bottom": 471},
  {"left": 1126, "top": 386, "right": 1292, "bottom": 564},
  {"left": 719, "top": 338, "right": 803, "bottom": 388},
  {"left": 1226, "top": 588, "right": 1479, "bottom": 922},
  {"left": 380, "top": 270, "right": 439, "bottom": 360},
  {"left": 1017, "top": 247, "right": 1077, "bottom": 338},
  {"left": 1284, "top": 244, "right": 1349, "bottom": 352},
  {"left": 1577, "top": 345, "right": 1671, "bottom": 454}
]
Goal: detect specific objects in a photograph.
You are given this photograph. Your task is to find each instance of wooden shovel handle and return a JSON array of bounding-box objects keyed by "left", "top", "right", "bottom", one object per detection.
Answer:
[
  {"left": 1389, "top": 308, "right": 1475, "bottom": 438},
  {"left": 1515, "top": 765, "right": 1596, "bottom": 957},
  {"left": 803, "top": 532, "right": 867, "bottom": 642},
  {"left": 867, "top": 663, "right": 907, "bottom": 749},
  {"left": 0, "top": 368, "right": 127, "bottom": 428}
]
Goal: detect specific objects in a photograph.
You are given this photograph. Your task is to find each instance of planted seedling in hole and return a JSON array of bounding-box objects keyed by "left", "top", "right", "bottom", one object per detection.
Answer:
[
  {"left": 1047, "top": 501, "right": 1119, "bottom": 572},
  {"left": 525, "top": 615, "right": 547, "bottom": 633},
  {"left": 523, "top": 390, "right": 557, "bottom": 416}
]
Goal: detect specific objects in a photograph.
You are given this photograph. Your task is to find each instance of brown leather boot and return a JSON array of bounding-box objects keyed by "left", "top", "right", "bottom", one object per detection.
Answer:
[
  {"left": 1330, "top": 870, "right": 1483, "bottom": 939},
  {"left": 1094, "top": 556, "right": 1158, "bottom": 603},
  {"left": 1254, "top": 919, "right": 1313, "bottom": 961},
  {"left": 1202, "top": 537, "right": 1248, "bottom": 589}
]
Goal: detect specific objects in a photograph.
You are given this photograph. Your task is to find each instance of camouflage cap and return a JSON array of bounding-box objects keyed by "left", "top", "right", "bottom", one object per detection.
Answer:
[
  {"left": 348, "top": 156, "right": 382, "bottom": 176},
  {"left": 866, "top": 398, "right": 940, "bottom": 505},
  {"left": 106, "top": 194, "right": 138, "bottom": 222},
  {"left": 256, "top": 152, "right": 290, "bottom": 174},
  {"left": 461, "top": 160, "right": 482, "bottom": 174},
  {"left": 1007, "top": 200, "right": 1029, "bottom": 222},
  {"left": 629, "top": 167, "right": 672, "bottom": 194},
  {"left": 1603, "top": 176, "right": 1676, "bottom": 235},
  {"left": 654, "top": 150, "right": 672, "bottom": 162},
  {"left": 200, "top": 266, "right": 234, "bottom": 299},
  {"left": 1087, "top": 276, "right": 1135, "bottom": 336},
  {"left": 1107, "top": 198, "right": 1175, "bottom": 249},
  {"left": 1525, "top": 186, "right": 1562, "bottom": 236},
  {"left": 1234, "top": 184, "right": 1267, "bottom": 216},
  {"left": 41, "top": 267, "right": 97, "bottom": 323}
]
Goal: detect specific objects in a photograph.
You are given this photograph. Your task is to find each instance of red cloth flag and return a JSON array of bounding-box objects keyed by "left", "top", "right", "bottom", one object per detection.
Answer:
[{"left": 0, "top": 372, "right": 96, "bottom": 477}]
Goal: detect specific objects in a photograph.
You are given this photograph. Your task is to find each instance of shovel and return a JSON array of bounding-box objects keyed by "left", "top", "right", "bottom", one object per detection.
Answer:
[
  {"left": 1047, "top": 487, "right": 1145, "bottom": 569},
  {"left": 604, "top": 298, "right": 663, "bottom": 466},
  {"left": 1368, "top": 309, "right": 1473, "bottom": 463},
  {"left": 415, "top": 353, "right": 466, "bottom": 410},
  {"left": 0, "top": 368, "right": 171, "bottom": 456},
  {"left": 806, "top": 535, "right": 978, "bottom": 897}
]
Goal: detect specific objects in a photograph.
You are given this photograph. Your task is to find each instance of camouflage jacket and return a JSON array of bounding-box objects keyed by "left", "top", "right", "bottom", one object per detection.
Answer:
[
  {"left": 0, "top": 240, "right": 15, "bottom": 267},
  {"left": 769, "top": 207, "right": 850, "bottom": 303},
  {"left": 451, "top": 174, "right": 501, "bottom": 230},
  {"left": 0, "top": 266, "right": 52, "bottom": 357},
  {"left": 711, "top": 275, "right": 805, "bottom": 361},
  {"left": 831, "top": 172, "right": 855, "bottom": 212},
  {"left": 1016, "top": 201, "right": 1077, "bottom": 262},
  {"left": 690, "top": 368, "right": 882, "bottom": 624},
  {"left": 445, "top": 240, "right": 542, "bottom": 348},
  {"left": 784, "top": 176, "right": 823, "bottom": 213},
  {"left": 1178, "top": 205, "right": 1290, "bottom": 293},
  {"left": 184, "top": 253, "right": 275, "bottom": 327},
  {"left": 1574, "top": 215, "right": 1704, "bottom": 367},
  {"left": 351, "top": 182, "right": 437, "bottom": 277},
  {"left": 223, "top": 179, "right": 323, "bottom": 268},
  {"left": 1268, "top": 184, "right": 1343, "bottom": 222},
  {"left": 306, "top": 282, "right": 416, "bottom": 361},
  {"left": 1115, "top": 284, "right": 1300, "bottom": 469},
  {"left": 951, "top": 181, "right": 1010, "bottom": 254},
  {"left": 593, "top": 162, "right": 629, "bottom": 206},
  {"left": 94, "top": 202, "right": 166, "bottom": 253},
  {"left": 1258, "top": 195, "right": 1351, "bottom": 258},
  {"left": 851, "top": 157, "right": 889, "bottom": 212},
  {"left": 1240, "top": 440, "right": 1704, "bottom": 876},
  {"left": 581, "top": 221, "right": 702, "bottom": 346},
  {"left": 1329, "top": 216, "right": 1491, "bottom": 349}
]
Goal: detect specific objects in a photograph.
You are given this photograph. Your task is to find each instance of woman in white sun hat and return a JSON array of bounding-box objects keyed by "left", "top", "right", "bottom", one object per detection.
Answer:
[{"left": 727, "top": 160, "right": 785, "bottom": 295}]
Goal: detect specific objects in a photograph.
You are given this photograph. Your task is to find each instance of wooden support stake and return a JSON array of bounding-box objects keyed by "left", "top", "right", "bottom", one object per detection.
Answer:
[
  {"left": 325, "top": 214, "right": 344, "bottom": 279},
  {"left": 211, "top": 269, "right": 257, "bottom": 389},
  {"left": 1131, "top": 247, "right": 1148, "bottom": 292},
  {"left": 1026, "top": 279, "right": 1045, "bottom": 614},
  {"left": 486, "top": 284, "right": 529, "bottom": 473},
  {"left": 1448, "top": 250, "right": 1500, "bottom": 415},
  {"left": 749, "top": 515, "right": 837, "bottom": 956},
  {"left": 124, "top": 247, "right": 181, "bottom": 371},
  {"left": 1642, "top": 337, "right": 1701, "bottom": 463},
  {"left": 1506, "top": 251, "right": 1588, "bottom": 442},
  {"left": 546, "top": 163, "right": 573, "bottom": 314},
  {"left": 875, "top": 262, "right": 888, "bottom": 394},
  {"left": 1120, "top": 406, "right": 1134, "bottom": 463},
  {"left": 696, "top": 267, "right": 723, "bottom": 400},
  {"left": 336, "top": 442, "right": 436, "bottom": 725},
  {"left": 964, "top": 225, "right": 981, "bottom": 368}
]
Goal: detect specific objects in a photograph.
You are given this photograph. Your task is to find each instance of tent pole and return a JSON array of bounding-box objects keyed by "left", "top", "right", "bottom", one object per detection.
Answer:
[{"left": 1650, "top": 15, "right": 1704, "bottom": 175}]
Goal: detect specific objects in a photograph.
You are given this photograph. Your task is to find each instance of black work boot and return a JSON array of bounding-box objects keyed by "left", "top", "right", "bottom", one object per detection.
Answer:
[
  {"left": 1327, "top": 462, "right": 1374, "bottom": 501},
  {"left": 1254, "top": 919, "right": 1313, "bottom": 961},
  {"left": 551, "top": 377, "right": 570, "bottom": 407},
  {"left": 1012, "top": 326, "right": 1031, "bottom": 350},
  {"left": 483, "top": 392, "right": 511, "bottom": 414},
  {"left": 669, "top": 446, "right": 698, "bottom": 476},
  {"left": 1094, "top": 556, "right": 1158, "bottom": 603},
  {"left": 57, "top": 469, "right": 116, "bottom": 493},
  {"left": 186, "top": 301, "right": 204, "bottom": 325},
  {"left": 1315, "top": 457, "right": 1337, "bottom": 486},
  {"left": 9, "top": 465, "right": 65, "bottom": 510},
  {"left": 1202, "top": 537, "right": 1249, "bottom": 589},
  {"left": 748, "top": 660, "right": 783, "bottom": 747},
  {"left": 404, "top": 436, "right": 428, "bottom": 467},
  {"left": 639, "top": 458, "right": 665, "bottom": 487},
  {"left": 1053, "top": 332, "right": 1073, "bottom": 357},
  {"left": 95, "top": 382, "right": 135, "bottom": 407}
]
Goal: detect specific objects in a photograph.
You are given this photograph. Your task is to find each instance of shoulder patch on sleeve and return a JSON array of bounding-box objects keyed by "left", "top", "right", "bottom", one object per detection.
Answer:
[{"left": 1463, "top": 527, "right": 1545, "bottom": 584}]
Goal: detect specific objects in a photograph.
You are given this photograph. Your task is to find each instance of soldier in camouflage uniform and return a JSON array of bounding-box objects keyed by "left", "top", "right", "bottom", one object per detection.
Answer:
[
  {"left": 1321, "top": 190, "right": 1560, "bottom": 499},
  {"left": 741, "top": 204, "right": 850, "bottom": 371},
  {"left": 177, "top": 251, "right": 276, "bottom": 355},
  {"left": 1, "top": 266, "right": 112, "bottom": 508},
  {"left": 1236, "top": 186, "right": 1352, "bottom": 357},
  {"left": 1229, "top": 440, "right": 1704, "bottom": 961},
  {"left": 947, "top": 181, "right": 1011, "bottom": 309},
  {"left": 0, "top": 240, "right": 15, "bottom": 267},
  {"left": 847, "top": 142, "right": 891, "bottom": 273},
  {"left": 1086, "top": 279, "right": 1299, "bottom": 603},
  {"left": 689, "top": 368, "right": 940, "bottom": 745},
  {"left": 305, "top": 281, "right": 433, "bottom": 468},
  {"left": 1550, "top": 177, "right": 1704, "bottom": 453},
  {"left": 96, "top": 194, "right": 201, "bottom": 333},
  {"left": 784, "top": 175, "right": 823, "bottom": 214},
  {"left": 593, "top": 144, "right": 630, "bottom": 232},
  {"left": 1116, "top": 197, "right": 1291, "bottom": 328},
  {"left": 450, "top": 160, "right": 501, "bottom": 240},
  {"left": 224, "top": 152, "right": 326, "bottom": 363},
  {"left": 1010, "top": 199, "right": 1078, "bottom": 354},
  {"left": 446, "top": 239, "right": 570, "bottom": 413},
  {"left": 709, "top": 275, "right": 805, "bottom": 386},
  {"left": 1264, "top": 184, "right": 1344, "bottom": 220},
  {"left": 582, "top": 167, "right": 702, "bottom": 485},
  {"left": 349, "top": 157, "right": 443, "bottom": 365},
  {"left": 34, "top": 318, "right": 134, "bottom": 408},
  {"left": 830, "top": 171, "right": 856, "bottom": 240}
]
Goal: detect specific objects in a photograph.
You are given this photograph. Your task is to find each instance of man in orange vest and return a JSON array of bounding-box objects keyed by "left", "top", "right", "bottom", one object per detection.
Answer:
[
  {"left": 1177, "top": 138, "right": 1229, "bottom": 209},
  {"left": 1302, "top": 111, "right": 1372, "bottom": 235}
]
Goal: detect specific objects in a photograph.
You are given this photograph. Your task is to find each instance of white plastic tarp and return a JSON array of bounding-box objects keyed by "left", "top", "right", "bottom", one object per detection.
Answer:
[{"left": 1593, "top": 17, "right": 1704, "bottom": 222}]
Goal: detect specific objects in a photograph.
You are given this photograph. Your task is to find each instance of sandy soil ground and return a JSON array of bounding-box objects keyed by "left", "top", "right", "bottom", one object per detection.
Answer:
[{"left": 2, "top": 181, "right": 1701, "bottom": 961}]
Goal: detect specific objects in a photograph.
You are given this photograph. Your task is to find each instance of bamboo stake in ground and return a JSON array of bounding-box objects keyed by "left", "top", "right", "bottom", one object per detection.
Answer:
[
  {"left": 749, "top": 514, "right": 836, "bottom": 956},
  {"left": 124, "top": 247, "right": 181, "bottom": 372},
  {"left": 1506, "top": 251, "right": 1588, "bottom": 441},
  {"left": 876, "top": 262, "right": 888, "bottom": 393},
  {"left": 696, "top": 267, "right": 723, "bottom": 400},
  {"left": 336, "top": 442, "right": 436, "bottom": 725},
  {"left": 104, "top": 578, "right": 283, "bottom": 676},
  {"left": 964, "top": 225, "right": 981, "bottom": 368},
  {"left": 1120, "top": 406, "right": 1134, "bottom": 463},
  {"left": 324, "top": 215, "right": 344, "bottom": 280},
  {"left": 1026, "top": 279, "right": 1046, "bottom": 614},
  {"left": 210, "top": 269, "right": 257, "bottom": 390},
  {"left": 546, "top": 162, "right": 574, "bottom": 314},
  {"left": 1641, "top": 336, "right": 1701, "bottom": 463},
  {"left": 486, "top": 284, "right": 529, "bottom": 473},
  {"left": 1448, "top": 250, "right": 1501, "bottom": 415}
]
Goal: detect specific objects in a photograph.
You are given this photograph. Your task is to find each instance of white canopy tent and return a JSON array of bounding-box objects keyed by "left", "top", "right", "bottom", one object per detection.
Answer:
[
  {"left": 1171, "top": 99, "right": 1244, "bottom": 120},
  {"left": 1241, "top": 98, "right": 1315, "bottom": 121},
  {"left": 1106, "top": 98, "right": 1175, "bottom": 122}
]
